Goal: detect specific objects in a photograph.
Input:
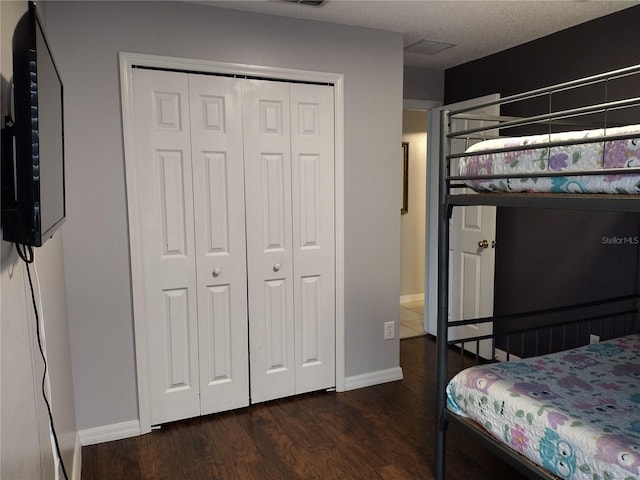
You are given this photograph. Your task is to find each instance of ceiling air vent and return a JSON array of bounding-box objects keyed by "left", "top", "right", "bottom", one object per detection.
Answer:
[
  {"left": 282, "top": 0, "right": 327, "bottom": 6},
  {"left": 404, "top": 39, "right": 456, "bottom": 56}
]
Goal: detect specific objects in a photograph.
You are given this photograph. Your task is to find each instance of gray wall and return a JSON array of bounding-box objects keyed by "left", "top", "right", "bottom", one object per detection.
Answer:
[
  {"left": 44, "top": 1, "right": 404, "bottom": 431},
  {"left": 1, "top": 1, "right": 77, "bottom": 477},
  {"left": 403, "top": 66, "right": 444, "bottom": 101}
]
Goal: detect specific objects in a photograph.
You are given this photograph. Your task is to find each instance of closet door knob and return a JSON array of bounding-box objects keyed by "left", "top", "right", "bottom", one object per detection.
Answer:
[
  {"left": 212, "top": 268, "right": 222, "bottom": 277},
  {"left": 273, "top": 263, "right": 281, "bottom": 272},
  {"left": 478, "top": 239, "right": 489, "bottom": 249}
]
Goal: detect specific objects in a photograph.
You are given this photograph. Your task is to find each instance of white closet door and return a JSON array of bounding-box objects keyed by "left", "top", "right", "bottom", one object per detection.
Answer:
[
  {"left": 243, "top": 80, "right": 296, "bottom": 403},
  {"left": 290, "top": 84, "right": 335, "bottom": 393},
  {"left": 243, "top": 80, "right": 336, "bottom": 403},
  {"left": 132, "top": 69, "right": 200, "bottom": 424},
  {"left": 188, "top": 74, "right": 250, "bottom": 414},
  {"left": 131, "top": 70, "right": 336, "bottom": 418}
]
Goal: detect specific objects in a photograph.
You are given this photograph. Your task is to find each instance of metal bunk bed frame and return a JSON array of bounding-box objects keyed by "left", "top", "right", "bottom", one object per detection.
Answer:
[{"left": 434, "top": 64, "right": 640, "bottom": 480}]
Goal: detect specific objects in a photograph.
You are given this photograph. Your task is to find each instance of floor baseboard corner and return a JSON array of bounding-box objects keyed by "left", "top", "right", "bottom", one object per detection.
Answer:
[
  {"left": 79, "top": 420, "right": 141, "bottom": 446},
  {"left": 343, "top": 366, "right": 403, "bottom": 391}
]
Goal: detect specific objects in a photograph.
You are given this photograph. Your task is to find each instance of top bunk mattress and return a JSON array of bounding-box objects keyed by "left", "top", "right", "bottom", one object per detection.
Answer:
[
  {"left": 447, "top": 334, "right": 640, "bottom": 480},
  {"left": 458, "top": 125, "right": 640, "bottom": 194}
]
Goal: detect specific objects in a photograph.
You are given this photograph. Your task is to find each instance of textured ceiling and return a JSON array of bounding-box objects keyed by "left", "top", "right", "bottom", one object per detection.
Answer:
[{"left": 195, "top": 0, "right": 639, "bottom": 69}]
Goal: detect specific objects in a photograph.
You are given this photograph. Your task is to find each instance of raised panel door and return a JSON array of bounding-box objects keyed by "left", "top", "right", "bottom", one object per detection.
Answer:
[
  {"left": 448, "top": 106, "right": 498, "bottom": 360},
  {"left": 188, "top": 74, "right": 250, "bottom": 414},
  {"left": 290, "top": 83, "right": 336, "bottom": 394},
  {"left": 242, "top": 80, "right": 296, "bottom": 403},
  {"left": 131, "top": 70, "right": 336, "bottom": 419},
  {"left": 132, "top": 68, "right": 200, "bottom": 425}
]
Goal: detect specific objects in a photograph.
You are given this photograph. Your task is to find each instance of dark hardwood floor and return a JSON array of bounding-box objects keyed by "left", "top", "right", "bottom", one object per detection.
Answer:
[{"left": 81, "top": 336, "right": 528, "bottom": 479}]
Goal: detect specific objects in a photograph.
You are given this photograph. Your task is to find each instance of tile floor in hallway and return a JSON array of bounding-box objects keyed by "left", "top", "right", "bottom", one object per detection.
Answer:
[{"left": 400, "top": 300, "right": 426, "bottom": 339}]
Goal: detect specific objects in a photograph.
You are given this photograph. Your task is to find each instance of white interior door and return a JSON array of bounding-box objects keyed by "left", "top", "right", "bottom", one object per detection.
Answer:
[
  {"left": 131, "top": 68, "right": 336, "bottom": 421},
  {"left": 132, "top": 69, "right": 251, "bottom": 424},
  {"left": 243, "top": 80, "right": 297, "bottom": 403},
  {"left": 290, "top": 83, "right": 335, "bottom": 395},
  {"left": 122, "top": 53, "right": 345, "bottom": 433},
  {"left": 426, "top": 95, "right": 498, "bottom": 359},
  {"left": 243, "top": 80, "right": 336, "bottom": 403},
  {"left": 449, "top": 106, "right": 498, "bottom": 359},
  {"left": 132, "top": 69, "right": 200, "bottom": 425},
  {"left": 188, "top": 74, "right": 250, "bottom": 415}
]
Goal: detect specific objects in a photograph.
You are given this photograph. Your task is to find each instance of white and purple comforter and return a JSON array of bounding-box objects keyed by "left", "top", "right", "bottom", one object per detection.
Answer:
[
  {"left": 459, "top": 125, "right": 640, "bottom": 194},
  {"left": 447, "top": 334, "right": 640, "bottom": 479}
]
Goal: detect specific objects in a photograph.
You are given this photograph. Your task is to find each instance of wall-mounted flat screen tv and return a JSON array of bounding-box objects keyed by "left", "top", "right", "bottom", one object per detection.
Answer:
[{"left": 2, "top": 1, "right": 65, "bottom": 247}]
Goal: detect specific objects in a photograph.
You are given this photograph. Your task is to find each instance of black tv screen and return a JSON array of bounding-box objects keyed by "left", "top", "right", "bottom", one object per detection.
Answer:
[{"left": 2, "top": 1, "right": 65, "bottom": 247}]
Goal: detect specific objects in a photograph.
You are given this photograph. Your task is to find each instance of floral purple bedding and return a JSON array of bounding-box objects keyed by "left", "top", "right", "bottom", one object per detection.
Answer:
[
  {"left": 459, "top": 125, "right": 640, "bottom": 194},
  {"left": 447, "top": 334, "right": 640, "bottom": 479}
]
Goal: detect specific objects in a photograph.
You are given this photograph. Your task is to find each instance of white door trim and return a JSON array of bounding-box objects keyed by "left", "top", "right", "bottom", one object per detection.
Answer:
[{"left": 119, "top": 52, "right": 345, "bottom": 434}]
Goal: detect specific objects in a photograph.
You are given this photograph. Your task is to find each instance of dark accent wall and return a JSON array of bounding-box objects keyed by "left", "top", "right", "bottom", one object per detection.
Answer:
[
  {"left": 494, "top": 209, "right": 640, "bottom": 313},
  {"left": 444, "top": 6, "right": 640, "bottom": 318},
  {"left": 445, "top": 6, "right": 640, "bottom": 104},
  {"left": 403, "top": 65, "right": 444, "bottom": 101}
]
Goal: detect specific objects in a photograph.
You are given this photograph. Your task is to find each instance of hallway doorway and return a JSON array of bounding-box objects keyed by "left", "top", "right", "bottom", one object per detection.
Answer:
[{"left": 400, "top": 109, "right": 427, "bottom": 338}]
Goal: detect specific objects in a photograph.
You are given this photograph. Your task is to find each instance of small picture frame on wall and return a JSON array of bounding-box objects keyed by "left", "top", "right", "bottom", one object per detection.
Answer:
[{"left": 401, "top": 142, "right": 409, "bottom": 214}]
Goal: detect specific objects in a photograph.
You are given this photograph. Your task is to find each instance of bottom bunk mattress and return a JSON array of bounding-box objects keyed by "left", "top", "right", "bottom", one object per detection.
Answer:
[
  {"left": 458, "top": 124, "right": 640, "bottom": 194},
  {"left": 446, "top": 334, "right": 640, "bottom": 479}
]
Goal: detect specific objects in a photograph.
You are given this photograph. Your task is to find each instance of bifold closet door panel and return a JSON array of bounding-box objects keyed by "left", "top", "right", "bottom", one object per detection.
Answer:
[
  {"left": 290, "top": 83, "right": 336, "bottom": 394},
  {"left": 188, "top": 74, "right": 250, "bottom": 414},
  {"left": 132, "top": 69, "right": 200, "bottom": 425},
  {"left": 243, "top": 80, "right": 297, "bottom": 403},
  {"left": 243, "top": 80, "right": 337, "bottom": 403}
]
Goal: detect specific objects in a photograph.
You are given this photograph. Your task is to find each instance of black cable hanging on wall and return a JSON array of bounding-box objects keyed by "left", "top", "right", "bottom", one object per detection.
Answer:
[{"left": 15, "top": 243, "right": 70, "bottom": 480}]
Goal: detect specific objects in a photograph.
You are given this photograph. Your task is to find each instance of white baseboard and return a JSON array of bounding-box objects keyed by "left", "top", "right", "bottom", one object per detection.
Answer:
[
  {"left": 79, "top": 420, "right": 141, "bottom": 446},
  {"left": 76, "top": 369, "right": 403, "bottom": 446},
  {"left": 400, "top": 293, "right": 424, "bottom": 305},
  {"left": 343, "top": 367, "right": 403, "bottom": 391},
  {"left": 72, "top": 432, "right": 82, "bottom": 480}
]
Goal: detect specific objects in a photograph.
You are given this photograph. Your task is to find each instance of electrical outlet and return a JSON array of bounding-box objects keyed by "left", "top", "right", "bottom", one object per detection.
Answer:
[
  {"left": 384, "top": 321, "right": 395, "bottom": 340},
  {"left": 589, "top": 334, "right": 600, "bottom": 345}
]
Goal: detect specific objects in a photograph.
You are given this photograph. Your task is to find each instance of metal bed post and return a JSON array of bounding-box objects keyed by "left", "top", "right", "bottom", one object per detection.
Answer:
[{"left": 434, "top": 109, "right": 452, "bottom": 480}]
